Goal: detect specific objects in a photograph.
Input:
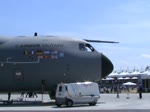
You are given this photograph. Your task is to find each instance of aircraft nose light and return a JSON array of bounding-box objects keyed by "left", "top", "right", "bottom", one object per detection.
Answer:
[{"left": 101, "top": 54, "right": 113, "bottom": 78}]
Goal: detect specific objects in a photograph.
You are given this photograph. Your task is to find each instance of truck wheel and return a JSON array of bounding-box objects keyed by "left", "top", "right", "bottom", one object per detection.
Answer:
[
  {"left": 66, "top": 100, "right": 73, "bottom": 107},
  {"left": 89, "top": 102, "right": 97, "bottom": 106},
  {"left": 56, "top": 104, "right": 61, "bottom": 107}
]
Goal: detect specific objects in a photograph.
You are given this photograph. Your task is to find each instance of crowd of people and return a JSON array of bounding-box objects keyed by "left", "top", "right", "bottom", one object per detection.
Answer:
[
  {"left": 100, "top": 86, "right": 136, "bottom": 94},
  {"left": 100, "top": 82, "right": 143, "bottom": 99}
]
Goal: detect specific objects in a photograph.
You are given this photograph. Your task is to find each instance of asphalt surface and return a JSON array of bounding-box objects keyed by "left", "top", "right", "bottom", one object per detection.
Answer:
[{"left": 0, "top": 93, "right": 149, "bottom": 112}]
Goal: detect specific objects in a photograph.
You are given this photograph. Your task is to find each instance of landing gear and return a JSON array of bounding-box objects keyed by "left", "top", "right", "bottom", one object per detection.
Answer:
[
  {"left": 8, "top": 92, "right": 11, "bottom": 101},
  {"left": 26, "top": 91, "right": 38, "bottom": 98},
  {"left": 48, "top": 85, "right": 57, "bottom": 100},
  {"left": 2, "top": 92, "right": 13, "bottom": 104},
  {"left": 41, "top": 80, "right": 45, "bottom": 102}
]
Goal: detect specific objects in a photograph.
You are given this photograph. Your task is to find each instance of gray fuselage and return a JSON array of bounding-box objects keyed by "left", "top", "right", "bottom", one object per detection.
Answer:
[{"left": 0, "top": 36, "right": 113, "bottom": 92}]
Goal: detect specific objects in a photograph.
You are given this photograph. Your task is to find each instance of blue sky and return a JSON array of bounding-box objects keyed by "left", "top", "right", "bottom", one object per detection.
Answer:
[{"left": 0, "top": 0, "right": 150, "bottom": 71}]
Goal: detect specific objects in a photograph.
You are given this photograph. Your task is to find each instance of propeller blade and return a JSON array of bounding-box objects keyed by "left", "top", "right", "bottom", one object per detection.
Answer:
[{"left": 84, "top": 39, "right": 119, "bottom": 43}]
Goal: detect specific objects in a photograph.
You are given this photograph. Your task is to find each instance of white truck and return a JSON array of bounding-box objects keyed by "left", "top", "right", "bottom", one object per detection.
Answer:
[{"left": 55, "top": 82, "right": 100, "bottom": 107}]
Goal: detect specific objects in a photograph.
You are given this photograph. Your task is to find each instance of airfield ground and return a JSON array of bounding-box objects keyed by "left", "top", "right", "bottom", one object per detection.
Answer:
[{"left": 0, "top": 93, "right": 149, "bottom": 112}]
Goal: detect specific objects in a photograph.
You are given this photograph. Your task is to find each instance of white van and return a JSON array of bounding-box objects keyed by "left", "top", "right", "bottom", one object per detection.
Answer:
[{"left": 55, "top": 82, "right": 100, "bottom": 107}]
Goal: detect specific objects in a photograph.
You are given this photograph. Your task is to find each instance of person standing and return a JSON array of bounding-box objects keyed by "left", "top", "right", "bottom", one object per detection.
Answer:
[{"left": 138, "top": 82, "right": 143, "bottom": 99}]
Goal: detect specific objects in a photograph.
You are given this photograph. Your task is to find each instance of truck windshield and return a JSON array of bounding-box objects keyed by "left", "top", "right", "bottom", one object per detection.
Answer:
[
  {"left": 65, "top": 86, "right": 68, "bottom": 91},
  {"left": 59, "top": 86, "right": 62, "bottom": 92}
]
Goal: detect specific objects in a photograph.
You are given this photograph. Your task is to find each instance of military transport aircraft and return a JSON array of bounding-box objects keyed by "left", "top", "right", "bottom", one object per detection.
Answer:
[{"left": 0, "top": 32, "right": 118, "bottom": 103}]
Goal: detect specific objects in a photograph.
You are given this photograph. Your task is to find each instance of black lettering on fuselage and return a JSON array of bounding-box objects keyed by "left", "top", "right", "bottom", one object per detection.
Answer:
[
  {"left": 20, "top": 44, "right": 40, "bottom": 48},
  {"left": 18, "top": 44, "right": 63, "bottom": 48},
  {"left": 42, "top": 44, "right": 63, "bottom": 48}
]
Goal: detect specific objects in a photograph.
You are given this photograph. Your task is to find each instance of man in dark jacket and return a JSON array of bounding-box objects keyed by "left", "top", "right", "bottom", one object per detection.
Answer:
[{"left": 138, "top": 82, "right": 143, "bottom": 99}]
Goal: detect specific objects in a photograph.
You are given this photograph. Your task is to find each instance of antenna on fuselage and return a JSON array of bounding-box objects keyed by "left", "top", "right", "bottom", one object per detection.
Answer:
[{"left": 34, "top": 32, "right": 38, "bottom": 37}]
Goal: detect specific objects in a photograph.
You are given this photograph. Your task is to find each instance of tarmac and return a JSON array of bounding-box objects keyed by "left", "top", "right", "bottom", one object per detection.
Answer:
[{"left": 0, "top": 93, "right": 149, "bottom": 112}]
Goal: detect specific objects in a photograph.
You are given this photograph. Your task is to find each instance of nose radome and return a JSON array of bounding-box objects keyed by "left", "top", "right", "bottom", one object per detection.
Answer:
[{"left": 101, "top": 53, "right": 114, "bottom": 78}]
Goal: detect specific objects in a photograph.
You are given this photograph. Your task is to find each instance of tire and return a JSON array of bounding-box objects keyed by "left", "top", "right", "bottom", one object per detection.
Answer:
[
  {"left": 56, "top": 104, "right": 61, "bottom": 107},
  {"left": 66, "top": 100, "right": 73, "bottom": 107},
  {"left": 89, "top": 102, "right": 97, "bottom": 106}
]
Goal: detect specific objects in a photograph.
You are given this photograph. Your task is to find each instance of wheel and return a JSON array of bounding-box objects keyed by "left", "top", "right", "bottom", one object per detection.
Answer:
[
  {"left": 66, "top": 100, "right": 73, "bottom": 107},
  {"left": 89, "top": 102, "right": 97, "bottom": 106},
  {"left": 56, "top": 104, "right": 61, "bottom": 107}
]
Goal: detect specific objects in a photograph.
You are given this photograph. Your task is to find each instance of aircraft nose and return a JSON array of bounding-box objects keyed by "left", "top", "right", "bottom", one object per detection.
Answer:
[{"left": 101, "top": 53, "right": 113, "bottom": 78}]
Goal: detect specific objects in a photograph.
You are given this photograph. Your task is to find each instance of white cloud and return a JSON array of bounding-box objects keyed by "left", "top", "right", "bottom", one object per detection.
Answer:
[{"left": 141, "top": 54, "right": 150, "bottom": 59}]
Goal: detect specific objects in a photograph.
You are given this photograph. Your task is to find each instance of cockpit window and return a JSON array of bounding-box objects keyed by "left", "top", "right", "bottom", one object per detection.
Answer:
[
  {"left": 79, "top": 43, "right": 86, "bottom": 51},
  {"left": 65, "top": 86, "right": 68, "bottom": 91},
  {"left": 85, "top": 44, "right": 95, "bottom": 52},
  {"left": 79, "top": 43, "right": 95, "bottom": 52}
]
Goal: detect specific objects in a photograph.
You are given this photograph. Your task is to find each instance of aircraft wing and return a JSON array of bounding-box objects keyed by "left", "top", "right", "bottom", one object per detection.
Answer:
[{"left": 84, "top": 39, "right": 119, "bottom": 43}]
